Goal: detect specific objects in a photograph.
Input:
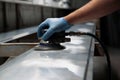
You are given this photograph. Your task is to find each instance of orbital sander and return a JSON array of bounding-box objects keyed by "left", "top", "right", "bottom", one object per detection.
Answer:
[
  {"left": 34, "top": 27, "right": 111, "bottom": 80},
  {"left": 34, "top": 27, "right": 70, "bottom": 51}
]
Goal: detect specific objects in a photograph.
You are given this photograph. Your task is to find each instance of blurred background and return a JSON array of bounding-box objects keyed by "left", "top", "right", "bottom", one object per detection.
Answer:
[{"left": 0, "top": 0, "right": 120, "bottom": 80}]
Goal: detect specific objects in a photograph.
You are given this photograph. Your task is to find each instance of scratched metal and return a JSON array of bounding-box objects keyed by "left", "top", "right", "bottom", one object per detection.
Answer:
[{"left": 0, "top": 23, "right": 95, "bottom": 80}]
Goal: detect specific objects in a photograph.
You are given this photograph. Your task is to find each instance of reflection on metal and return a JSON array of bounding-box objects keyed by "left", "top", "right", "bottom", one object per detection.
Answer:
[
  {"left": 0, "top": 43, "right": 38, "bottom": 46},
  {"left": 0, "top": 26, "right": 38, "bottom": 56},
  {"left": 0, "top": 0, "right": 71, "bottom": 9},
  {"left": 0, "top": 43, "right": 38, "bottom": 57},
  {"left": 0, "top": 23, "right": 95, "bottom": 80},
  {"left": 0, "top": 26, "right": 38, "bottom": 43}
]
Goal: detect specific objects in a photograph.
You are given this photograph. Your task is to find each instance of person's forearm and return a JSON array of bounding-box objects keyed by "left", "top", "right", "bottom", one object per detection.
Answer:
[{"left": 64, "top": 0, "right": 120, "bottom": 24}]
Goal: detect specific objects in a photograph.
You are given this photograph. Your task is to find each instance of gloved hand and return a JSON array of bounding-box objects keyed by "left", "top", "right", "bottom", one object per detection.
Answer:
[{"left": 37, "top": 17, "right": 72, "bottom": 41}]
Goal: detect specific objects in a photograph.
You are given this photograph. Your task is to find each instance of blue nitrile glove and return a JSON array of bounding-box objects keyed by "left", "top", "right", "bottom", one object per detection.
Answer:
[{"left": 37, "top": 17, "right": 72, "bottom": 41}]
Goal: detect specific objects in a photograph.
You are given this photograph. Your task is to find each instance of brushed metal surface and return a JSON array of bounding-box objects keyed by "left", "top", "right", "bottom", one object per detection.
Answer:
[
  {"left": 0, "top": 26, "right": 37, "bottom": 43},
  {"left": 0, "top": 0, "right": 71, "bottom": 9},
  {"left": 0, "top": 23, "right": 95, "bottom": 80},
  {"left": 0, "top": 43, "right": 38, "bottom": 57}
]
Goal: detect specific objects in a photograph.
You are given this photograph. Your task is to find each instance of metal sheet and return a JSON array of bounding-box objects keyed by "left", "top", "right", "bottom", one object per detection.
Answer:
[
  {"left": 0, "top": 43, "right": 38, "bottom": 57},
  {"left": 0, "top": 26, "right": 38, "bottom": 43},
  {"left": 0, "top": 0, "right": 71, "bottom": 9},
  {"left": 0, "top": 0, "right": 90, "bottom": 9},
  {"left": 0, "top": 23, "right": 95, "bottom": 80}
]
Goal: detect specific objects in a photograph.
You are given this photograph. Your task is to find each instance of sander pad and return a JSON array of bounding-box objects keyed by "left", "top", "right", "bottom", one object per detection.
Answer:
[
  {"left": 35, "top": 30, "right": 66, "bottom": 51},
  {"left": 34, "top": 43, "right": 65, "bottom": 51}
]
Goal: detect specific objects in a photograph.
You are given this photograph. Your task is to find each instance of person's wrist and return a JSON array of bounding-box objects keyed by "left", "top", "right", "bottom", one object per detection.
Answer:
[
  {"left": 61, "top": 17, "right": 73, "bottom": 26},
  {"left": 63, "top": 16, "right": 74, "bottom": 25}
]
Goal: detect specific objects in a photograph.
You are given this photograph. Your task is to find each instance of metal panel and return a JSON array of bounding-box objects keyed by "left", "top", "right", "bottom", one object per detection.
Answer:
[
  {"left": 0, "top": 43, "right": 37, "bottom": 57},
  {"left": 43, "top": 7, "right": 53, "bottom": 19},
  {"left": 1, "top": 2, "right": 42, "bottom": 29},
  {"left": 18, "top": 4, "right": 42, "bottom": 28},
  {"left": 0, "top": 0, "right": 91, "bottom": 9},
  {"left": 0, "top": 23, "right": 95, "bottom": 80},
  {"left": 5, "top": 3, "right": 16, "bottom": 31},
  {"left": 71, "top": 0, "right": 90, "bottom": 8},
  {"left": 0, "top": 26, "right": 38, "bottom": 43},
  {"left": 0, "top": 2, "right": 4, "bottom": 33},
  {"left": 0, "top": 0, "right": 74, "bottom": 9}
]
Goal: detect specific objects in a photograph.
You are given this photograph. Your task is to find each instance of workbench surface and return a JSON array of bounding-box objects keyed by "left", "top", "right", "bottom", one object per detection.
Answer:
[
  {"left": 0, "top": 26, "right": 37, "bottom": 43},
  {"left": 0, "top": 23, "right": 95, "bottom": 80}
]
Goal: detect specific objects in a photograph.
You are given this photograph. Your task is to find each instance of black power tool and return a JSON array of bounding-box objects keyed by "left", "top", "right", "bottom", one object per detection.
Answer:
[
  {"left": 34, "top": 27, "right": 111, "bottom": 80},
  {"left": 34, "top": 27, "right": 70, "bottom": 51}
]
